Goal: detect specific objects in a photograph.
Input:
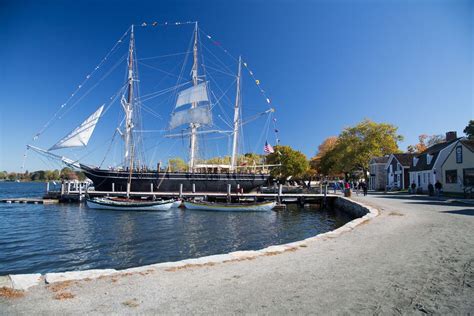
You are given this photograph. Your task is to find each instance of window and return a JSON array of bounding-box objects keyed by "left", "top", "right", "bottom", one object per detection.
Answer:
[
  {"left": 445, "top": 170, "right": 457, "bottom": 184},
  {"left": 464, "top": 168, "right": 474, "bottom": 186},
  {"left": 423, "top": 173, "right": 427, "bottom": 183},
  {"left": 456, "top": 146, "right": 463, "bottom": 164},
  {"left": 427, "top": 154, "right": 433, "bottom": 165}
]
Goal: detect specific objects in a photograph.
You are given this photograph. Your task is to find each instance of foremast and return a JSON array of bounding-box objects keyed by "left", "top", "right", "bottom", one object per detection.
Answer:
[
  {"left": 189, "top": 22, "right": 199, "bottom": 172},
  {"left": 230, "top": 56, "right": 242, "bottom": 172}
]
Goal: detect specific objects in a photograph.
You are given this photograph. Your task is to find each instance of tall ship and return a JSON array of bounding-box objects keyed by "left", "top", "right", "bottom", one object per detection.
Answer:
[{"left": 27, "top": 22, "right": 279, "bottom": 193}]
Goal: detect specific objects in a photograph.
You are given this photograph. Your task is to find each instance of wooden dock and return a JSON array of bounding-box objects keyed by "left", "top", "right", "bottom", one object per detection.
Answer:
[{"left": 2, "top": 181, "right": 336, "bottom": 205}]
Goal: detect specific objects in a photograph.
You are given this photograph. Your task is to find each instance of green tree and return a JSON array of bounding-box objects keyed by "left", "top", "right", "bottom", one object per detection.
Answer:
[
  {"left": 167, "top": 157, "right": 187, "bottom": 172},
  {"left": 30, "top": 170, "right": 46, "bottom": 181},
  {"left": 0, "top": 171, "right": 7, "bottom": 179},
  {"left": 266, "top": 145, "right": 309, "bottom": 180},
  {"left": 60, "top": 167, "right": 78, "bottom": 180},
  {"left": 464, "top": 120, "right": 474, "bottom": 139},
  {"left": 320, "top": 119, "right": 402, "bottom": 180}
]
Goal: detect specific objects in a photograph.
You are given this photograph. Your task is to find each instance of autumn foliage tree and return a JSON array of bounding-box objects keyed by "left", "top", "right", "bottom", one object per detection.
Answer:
[
  {"left": 407, "top": 134, "right": 445, "bottom": 153},
  {"left": 309, "top": 136, "right": 338, "bottom": 176},
  {"left": 319, "top": 119, "right": 403, "bottom": 179}
]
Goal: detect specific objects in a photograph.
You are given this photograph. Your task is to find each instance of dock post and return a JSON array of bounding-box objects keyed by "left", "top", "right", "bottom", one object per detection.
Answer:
[
  {"left": 179, "top": 184, "right": 183, "bottom": 198},
  {"left": 112, "top": 183, "right": 115, "bottom": 192},
  {"left": 323, "top": 184, "right": 328, "bottom": 207},
  {"left": 150, "top": 183, "right": 153, "bottom": 192},
  {"left": 278, "top": 184, "right": 283, "bottom": 204},
  {"left": 192, "top": 183, "right": 196, "bottom": 193},
  {"left": 46, "top": 182, "right": 50, "bottom": 193},
  {"left": 66, "top": 181, "right": 70, "bottom": 194},
  {"left": 79, "top": 185, "right": 82, "bottom": 202},
  {"left": 61, "top": 182, "right": 65, "bottom": 196},
  {"left": 227, "top": 184, "right": 231, "bottom": 203}
]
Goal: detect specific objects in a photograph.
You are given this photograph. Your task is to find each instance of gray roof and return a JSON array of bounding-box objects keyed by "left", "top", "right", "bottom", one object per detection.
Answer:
[{"left": 370, "top": 156, "right": 389, "bottom": 164}]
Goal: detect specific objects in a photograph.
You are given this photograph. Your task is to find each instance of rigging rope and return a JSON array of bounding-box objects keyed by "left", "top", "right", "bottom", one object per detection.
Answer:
[{"left": 33, "top": 27, "right": 131, "bottom": 140}]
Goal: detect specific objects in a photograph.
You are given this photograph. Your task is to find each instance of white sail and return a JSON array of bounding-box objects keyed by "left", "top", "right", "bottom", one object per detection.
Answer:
[
  {"left": 169, "top": 106, "right": 212, "bottom": 130},
  {"left": 49, "top": 105, "right": 104, "bottom": 151},
  {"left": 175, "top": 82, "right": 209, "bottom": 108}
]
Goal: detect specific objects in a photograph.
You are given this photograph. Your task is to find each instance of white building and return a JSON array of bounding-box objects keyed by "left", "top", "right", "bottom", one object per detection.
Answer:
[{"left": 409, "top": 132, "right": 459, "bottom": 192}]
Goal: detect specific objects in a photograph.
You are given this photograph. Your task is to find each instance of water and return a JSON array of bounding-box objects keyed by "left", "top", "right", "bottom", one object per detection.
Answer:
[{"left": 0, "top": 182, "right": 353, "bottom": 275}]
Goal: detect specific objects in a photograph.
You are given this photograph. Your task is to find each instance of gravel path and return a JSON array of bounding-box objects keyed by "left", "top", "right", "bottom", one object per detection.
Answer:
[{"left": 2, "top": 194, "right": 473, "bottom": 315}]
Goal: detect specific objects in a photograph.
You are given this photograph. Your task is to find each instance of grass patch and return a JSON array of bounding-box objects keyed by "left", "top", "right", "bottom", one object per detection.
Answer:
[
  {"left": 53, "top": 292, "right": 75, "bottom": 300},
  {"left": 47, "top": 280, "right": 75, "bottom": 293},
  {"left": 122, "top": 298, "right": 140, "bottom": 307},
  {"left": 0, "top": 287, "right": 24, "bottom": 299},
  {"left": 388, "top": 211, "right": 404, "bottom": 216}
]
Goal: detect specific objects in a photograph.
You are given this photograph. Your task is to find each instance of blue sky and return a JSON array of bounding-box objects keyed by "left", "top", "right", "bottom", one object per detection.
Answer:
[{"left": 1, "top": 0, "right": 472, "bottom": 172}]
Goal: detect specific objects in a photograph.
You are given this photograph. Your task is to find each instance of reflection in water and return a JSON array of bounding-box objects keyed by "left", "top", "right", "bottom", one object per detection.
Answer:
[{"left": 0, "top": 182, "right": 354, "bottom": 274}]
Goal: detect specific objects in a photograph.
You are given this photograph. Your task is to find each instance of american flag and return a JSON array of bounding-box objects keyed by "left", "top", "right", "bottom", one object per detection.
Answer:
[{"left": 264, "top": 141, "right": 274, "bottom": 154}]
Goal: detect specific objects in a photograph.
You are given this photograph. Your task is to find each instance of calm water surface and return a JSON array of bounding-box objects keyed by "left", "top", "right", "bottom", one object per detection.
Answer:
[{"left": 0, "top": 182, "right": 353, "bottom": 275}]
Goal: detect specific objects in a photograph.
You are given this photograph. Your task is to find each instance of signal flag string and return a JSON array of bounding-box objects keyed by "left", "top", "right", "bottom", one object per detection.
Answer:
[{"left": 33, "top": 26, "right": 131, "bottom": 141}]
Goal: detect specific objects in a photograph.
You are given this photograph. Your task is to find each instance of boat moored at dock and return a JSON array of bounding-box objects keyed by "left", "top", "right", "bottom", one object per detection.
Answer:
[
  {"left": 184, "top": 200, "right": 276, "bottom": 212},
  {"left": 86, "top": 197, "right": 175, "bottom": 211}
]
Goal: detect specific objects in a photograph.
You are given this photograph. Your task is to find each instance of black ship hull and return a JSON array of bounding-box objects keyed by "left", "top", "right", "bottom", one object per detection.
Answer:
[{"left": 80, "top": 164, "right": 270, "bottom": 193}]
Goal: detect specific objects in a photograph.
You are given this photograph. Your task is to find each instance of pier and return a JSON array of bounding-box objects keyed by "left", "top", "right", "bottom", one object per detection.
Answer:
[{"left": 1, "top": 181, "right": 335, "bottom": 206}]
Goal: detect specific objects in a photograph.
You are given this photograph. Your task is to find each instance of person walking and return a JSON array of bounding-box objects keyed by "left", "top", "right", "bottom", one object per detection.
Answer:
[
  {"left": 435, "top": 181, "right": 442, "bottom": 197},
  {"left": 362, "top": 181, "right": 368, "bottom": 196}
]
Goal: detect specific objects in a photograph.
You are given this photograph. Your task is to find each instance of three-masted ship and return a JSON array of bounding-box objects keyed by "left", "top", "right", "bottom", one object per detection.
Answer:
[{"left": 28, "top": 22, "right": 276, "bottom": 194}]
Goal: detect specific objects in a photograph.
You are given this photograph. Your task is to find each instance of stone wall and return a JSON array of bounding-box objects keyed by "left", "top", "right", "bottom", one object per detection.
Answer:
[{"left": 334, "top": 196, "right": 371, "bottom": 218}]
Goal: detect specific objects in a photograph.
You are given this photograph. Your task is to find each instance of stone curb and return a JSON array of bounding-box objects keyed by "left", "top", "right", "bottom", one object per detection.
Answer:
[{"left": 3, "top": 197, "right": 379, "bottom": 290}]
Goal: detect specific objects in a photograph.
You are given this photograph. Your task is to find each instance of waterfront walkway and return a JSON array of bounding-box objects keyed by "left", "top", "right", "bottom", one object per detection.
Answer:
[{"left": 2, "top": 193, "right": 473, "bottom": 314}]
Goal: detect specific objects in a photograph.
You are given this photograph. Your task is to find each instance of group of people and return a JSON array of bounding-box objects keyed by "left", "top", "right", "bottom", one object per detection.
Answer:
[
  {"left": 333, "top": 180, "right": 368, "bottom": 196},
  {"left": 410, "top": 181, "right": 443, "bottom": 196}
]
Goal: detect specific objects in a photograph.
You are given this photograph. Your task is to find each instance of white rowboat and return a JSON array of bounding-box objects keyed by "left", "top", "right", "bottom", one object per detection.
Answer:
[
  {"left": 86, "top": 197, "right": 175, "bottom": 211},
  {"left": 184, "top": 200, "right": 276, "bottom": 212}
]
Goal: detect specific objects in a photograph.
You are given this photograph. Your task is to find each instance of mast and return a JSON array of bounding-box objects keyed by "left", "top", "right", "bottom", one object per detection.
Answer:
[
  {"left": 230, "top": 56, "right": 242, "bottom": 172},
  {"left": 124, "top": 24, "right": 135, "bottom": 197},
  {"left": 189, "top": 22, "right": 199, "bottom": 172}
]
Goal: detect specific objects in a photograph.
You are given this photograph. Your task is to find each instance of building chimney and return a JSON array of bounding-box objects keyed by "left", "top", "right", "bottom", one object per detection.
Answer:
[{"left": 446, "top": 131, "right": 457, "bottom": 142}]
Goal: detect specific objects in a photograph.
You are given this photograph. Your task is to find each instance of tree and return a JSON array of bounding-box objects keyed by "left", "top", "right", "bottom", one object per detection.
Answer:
[
  {"left": 407, "top": 134, "right": 445, "bottom": 153},
  {"left": 60, "top": 167, "right": 78, "bottom": 180},
  {"left": 265, "top": 145, "right": 309, "bottom": 180},
  {"left": 464, "top": 120, "right": 474, "bottom": 139},
  {"left": 167, "top": 157, "right": 187, "bottom": 172},
  {"left": 309, "top": 136, "right": 338, "bottom": 176},
  {"left": 319, "top": 119, "right": 402, "bottom": 180}
]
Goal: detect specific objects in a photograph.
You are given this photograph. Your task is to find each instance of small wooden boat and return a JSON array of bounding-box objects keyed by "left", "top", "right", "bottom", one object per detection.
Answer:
[
  {"left": 86, "top": 197, "right": 175, "bottom": 211},
  {"left": 184, "top": 200, "right": 276, "bottom": 212}
]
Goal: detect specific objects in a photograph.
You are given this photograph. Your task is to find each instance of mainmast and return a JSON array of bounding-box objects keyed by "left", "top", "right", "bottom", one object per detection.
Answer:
[
  {"left": 189, "top": 22, "right": 199, "bottom": 172},
  {"left": 230, "top": 56, "right": 242, "bottom": 172},
  {"left": 123, "top": 24, "right": 135, "bottom": 196}
]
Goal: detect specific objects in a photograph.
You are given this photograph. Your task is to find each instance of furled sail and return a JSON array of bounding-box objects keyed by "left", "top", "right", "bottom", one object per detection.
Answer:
[
  {"left": 169, "top": 106, "right": 212, "bottom": 130},
  {"left": 49, "top": 105, "right": 104, "bottom": 151},
  {"left": 175, "top": 82, "right": 209, "bottom": 108}
]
